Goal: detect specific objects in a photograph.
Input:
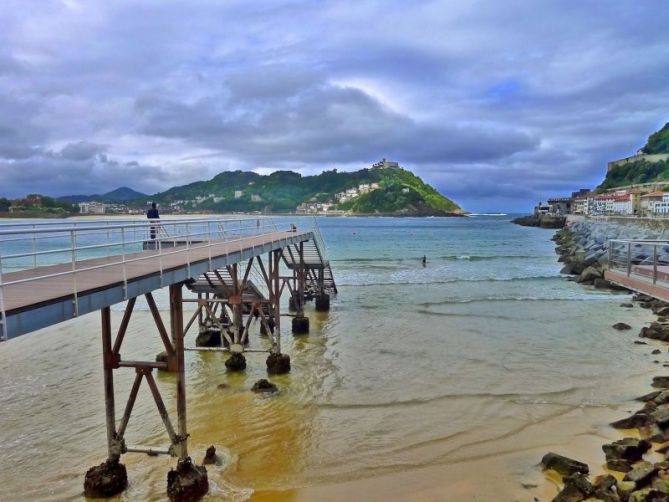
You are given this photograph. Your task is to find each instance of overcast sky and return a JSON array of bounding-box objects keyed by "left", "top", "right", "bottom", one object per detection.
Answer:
[{"left": 1, "top": 1, "right": 668, "bottom": 211}]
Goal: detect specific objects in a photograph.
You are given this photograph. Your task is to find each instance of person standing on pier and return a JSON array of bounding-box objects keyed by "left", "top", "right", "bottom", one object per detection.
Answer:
[{"left": 147, "top": 202, "right": 160, "bottom": 239}]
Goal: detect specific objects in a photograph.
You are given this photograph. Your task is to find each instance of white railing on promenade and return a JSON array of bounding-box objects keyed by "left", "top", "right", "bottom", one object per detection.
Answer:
[
  {"left": 608, "top": 239, "right": 669, "bottom": 286},
  {"left": 0, "top": 216, "right": 293, "bottom": 341}
]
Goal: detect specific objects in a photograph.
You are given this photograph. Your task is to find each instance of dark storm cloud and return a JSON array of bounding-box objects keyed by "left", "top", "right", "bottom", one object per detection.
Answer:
[
  {"left": 0, "top": 0, "right": 668, "bottom": 210},
  {"left": 136, "top": 77, "right": 537, "bottom": 165}
]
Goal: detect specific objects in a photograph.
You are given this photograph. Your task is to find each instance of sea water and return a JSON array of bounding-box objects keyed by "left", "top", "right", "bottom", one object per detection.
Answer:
[{"left": 0, "top": 216, "right": 661, "bottom": 500}]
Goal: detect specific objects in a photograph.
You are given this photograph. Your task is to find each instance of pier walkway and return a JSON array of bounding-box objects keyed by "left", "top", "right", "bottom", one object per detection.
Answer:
[
  {"left": 605, "top": 239, "right": 669, "bottom": 301},
  {"left": 0, "top": 216, "right": 336, "bottom": 499},
  {"left": 0, "top": 219, "right": 308, "bottom": 339}
]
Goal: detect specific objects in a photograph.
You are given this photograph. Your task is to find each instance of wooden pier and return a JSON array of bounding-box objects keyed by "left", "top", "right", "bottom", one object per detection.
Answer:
[{"left": 0, "top": 217, "right": 336, "bottom": 500}]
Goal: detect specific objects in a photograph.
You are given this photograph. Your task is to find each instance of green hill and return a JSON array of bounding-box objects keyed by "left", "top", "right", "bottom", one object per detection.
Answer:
[
  {"left": 598, "top": 122, "right": 669, "bottom": 191},
  {"left": 59, "top": 186, "right": 148, "bottom": 204},
  {"left": 642, "top": 122, "right": 669, "bottom": 154},
  {"left": 152, "top": 164, "right": 462, "bottom": 215}
]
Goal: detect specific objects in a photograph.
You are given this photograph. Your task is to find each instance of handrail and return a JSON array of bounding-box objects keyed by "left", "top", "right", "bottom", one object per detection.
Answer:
[
  {"left": 608, "top": 238, "right": 669, "bottom": 286},
  {"left": 0, "top": 216, "right": 296, "bottom": 327}
]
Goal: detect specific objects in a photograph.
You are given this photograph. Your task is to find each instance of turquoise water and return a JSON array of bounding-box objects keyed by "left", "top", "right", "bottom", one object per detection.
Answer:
[{"left": 0, "top": 215, "right": 660, "bottom": 501}]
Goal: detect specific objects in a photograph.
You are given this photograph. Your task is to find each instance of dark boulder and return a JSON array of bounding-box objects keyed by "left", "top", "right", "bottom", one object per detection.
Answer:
[
  {"left": 541, "top": 452, "right": 589, "bottom": 477},
  {"left": 637, "top": 391, "right": 662, "bottom": 402},
  {"left": 251, "top": 379, "right": 278, "bottom": 394},
  {"left": 610, "top": 412, "right": 651, "bottom": 429},
  {"left": 266, "top": 353, "right": 291, "bottom": 375},
  {"left": 553, "top": 472, "right": 593, "bottom": 502},
  {"left": 195, "top": 329, "right": 221, "bottom": 347},
  {"left": 292, "top": 315, "right": 310, "bottom": 335},
  {"left": 654, "top": 377, "right": 669, "bottom": 389},
  {"left": 167, "top": 457, "right": 208, "bottom": 502},
  {"left": 613, "top": 322, "right": 632, "bottom": 330},
  {"left": 202, "top": 446, "right": 218, "bottom": 466},
  {"left": 84, "top": 458, "right": 128, "bottom": 498},
  {"left": 603, "top": 438, "right": 651, "bottom": 464},
  {"left": 225, "top": 353, "right": 246, "bottom": 372},
  {"left": 624, "top": 461, "right": 657, "bottom": 488},
  {"left": 652, "top": 407, "right": 669, "bottom": 427}
]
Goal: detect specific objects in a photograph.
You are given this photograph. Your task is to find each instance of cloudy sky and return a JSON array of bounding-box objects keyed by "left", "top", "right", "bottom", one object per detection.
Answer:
[{"left": 1, "top": 0, "right": 668, "bottom": 211}]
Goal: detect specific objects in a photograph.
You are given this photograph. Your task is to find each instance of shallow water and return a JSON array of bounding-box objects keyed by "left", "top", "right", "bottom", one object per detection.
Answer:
[{"left": 0, "top": 216, "right": 662, "bottom": 500}]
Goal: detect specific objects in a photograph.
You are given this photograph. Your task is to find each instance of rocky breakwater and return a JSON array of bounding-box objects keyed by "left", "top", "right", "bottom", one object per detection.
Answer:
[
  {"left": 553, "top": 219, "right": 666, "bottom": 289},
  {"left": 512, "top": 213, "right": 567, "bottom": 228}
]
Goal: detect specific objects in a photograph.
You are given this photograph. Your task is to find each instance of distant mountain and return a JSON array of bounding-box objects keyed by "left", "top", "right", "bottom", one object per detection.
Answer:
[
  {"left": 58, "top": 186, "right": 148, "bottom": 204},
  {"left": 152, "top": 163, "right": 462, "bottom": 215},
  {"left": 598, "top": 122, "right": 669, "bottom": 191}
]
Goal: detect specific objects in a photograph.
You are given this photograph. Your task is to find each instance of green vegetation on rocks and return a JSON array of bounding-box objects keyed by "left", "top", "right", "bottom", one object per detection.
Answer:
[
  {"left": 598, "top": 121, "right": 669, "bottom": 191},
  {"left": 642, "top": 122, "right": 669, "bottom": 154},
  {"left": 598, "top": 158, "right": 669, "bottom": 191}
]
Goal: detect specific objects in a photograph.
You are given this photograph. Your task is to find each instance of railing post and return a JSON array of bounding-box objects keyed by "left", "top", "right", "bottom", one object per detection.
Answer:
[
  {"left": 121, "top": 227, "right": 128, "bottom": 300},
  {"left": 207, "top": 221, "right": 212, "bottom": 270},
  {"left": 627, "top": 242, "right": 632, "bottom": 277},
  {"left": 654, "top": 244, "right": 658, "bottom": 285},
  {"left": 32, "top": 223, "right": 37, "bottom": 269},
  {"left": 0, "top": 254, "right": 7, "bottom": 341},
  {"left": 71, "top": 229, "right": 79, "bottom": 316},
  {"left": 186, "top": 222, "right": 191, "bottom": 279}
]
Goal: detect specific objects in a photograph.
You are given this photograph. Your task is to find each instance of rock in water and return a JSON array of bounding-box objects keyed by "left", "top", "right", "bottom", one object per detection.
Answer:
[
  {"left": 251, "top": 379, "right": 278, "bottom": 394},
  {"left": 266, "top": 353, "right": 291, "bottom": 375},
  {"left": 225, "top": 353, "right": 246, "bottom": 372},
  {"left": 623, "top": 461, "right": 657, "bottom": 488},
  {"left": 553, "top": 472, "right": 594, "bottom": 501},
  {"left": 610, "top": 412, "right": 651, "bottom": 429},
  {"left": 613, "top": 322, "right": 632, "bottom": 330},
  {"left": 83, "top": 458, "right": 128, "bottom": 498},
  {"left": 167, "top": 457, "right": 208, "bottom": 502},
  {"left": 654, "top": 376, "right": 669, "bottom": 389},
  {"left": 202, "top": 446, "right": 218, "bottom": 465},
  {"left": 540, "top": 452, "right": 589, "bottom": 476},
  {"left": 195, "top": 329, "right": 221, "bottom": 347},
  {"left": 602, "top": 438, "right": 651, "bottom": 464}
]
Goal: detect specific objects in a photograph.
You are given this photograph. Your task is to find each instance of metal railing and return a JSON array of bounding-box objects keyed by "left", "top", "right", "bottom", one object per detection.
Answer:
[
  {"left": 608, "top": 239, "right": 669, "bottom": 285},
  {"left": 0, "top": 216, "right": 292, "bottom": 341}
]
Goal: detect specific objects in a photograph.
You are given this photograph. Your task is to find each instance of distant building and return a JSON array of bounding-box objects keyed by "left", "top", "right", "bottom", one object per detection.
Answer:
[
  {"left": 251, "top": 194, "right": 262, "bottom": 202},
  {"left": 547, "top": 197, "right": 571, "bottom": 215},
  {"left": 640, "top": 191, "right": 664, "bottom": 215},
  {"left": 79, "top": 201, "right": 107, "bottom": 214},
  {"left": 650, "top": 193, "right": 669, "bottom": 215},
  {"left": 372, "top": 158, "right": 400, "bottom": 169},
  {"left": 534, "top": 202, "right": 550, "bottom": 216},
  {"left": 234, "top": 190, "right": 243, "bottom": 199},
  {"left": 590, "top": 191, "right": 634, "bottom": 215}
]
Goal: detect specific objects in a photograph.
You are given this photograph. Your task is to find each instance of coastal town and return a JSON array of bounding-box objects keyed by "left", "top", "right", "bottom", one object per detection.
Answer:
[{"left": 538, "top": 151, "right": 669, "bottom": 218}]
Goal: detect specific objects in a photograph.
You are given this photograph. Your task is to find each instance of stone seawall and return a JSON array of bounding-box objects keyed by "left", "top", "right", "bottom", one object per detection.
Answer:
[{"left": 554, "top": 217, "right": 667, "bottom": 288}]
